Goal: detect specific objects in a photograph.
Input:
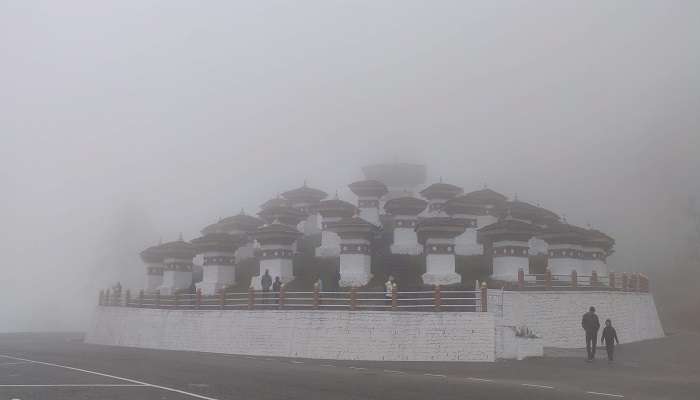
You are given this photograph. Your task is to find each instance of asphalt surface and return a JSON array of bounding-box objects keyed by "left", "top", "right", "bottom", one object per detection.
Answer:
[{"left": 0, "top": 331, "right": 698, "bottom": 400}]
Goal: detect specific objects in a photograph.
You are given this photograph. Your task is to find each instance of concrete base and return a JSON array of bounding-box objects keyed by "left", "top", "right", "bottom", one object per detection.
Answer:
[
  {"left": 315, "top": 231, "right": 341, "bottom": 258},
  {"left": 158, "top": 270, "right": 192, "bottom": 295},
  {"left": 145, "top": 274, "right": 163, "bottom": 292},
  {"left": 391, "top": 228, "right": 422, "bottom": 255},
  {"left": 339, "top": 253, "right": 372, "bottom": 287},
  {"left": 423, "top": 253, "right": 461, "bottom": 286},
  {"left": 454, "top": 229, "right": 482, "bottom": 256},
  {"left": 197, "top": 265, "right": 236, "bottom": 295},
  {"left": 252, "top": 258, "right": 294, "bottom": 290},
  {"left": 358, "top": 207, "right": 380, "bottom": 227},
  {"left": 492, "top": 256, "right": 528, "bottom": 282}
]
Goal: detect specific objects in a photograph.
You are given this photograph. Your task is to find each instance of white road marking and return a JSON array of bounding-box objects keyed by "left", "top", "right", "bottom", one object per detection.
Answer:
[
  {"left": 348, "top": 366, "right": 367, "bottom": 370},
  {"left": 290, "top": 360, "right": 304, "bottom": 364},
  {"left": 262, "top": 359, "right": 274, "bottom": 361},
  {"left": 586, "top": 391, "right": 625, "bottom": 398},
  {"left": 522, "top": 383, "right": 554, "bottom": 389},
  {"left": 320, "top": 364, "right": 335, "bottom": 367},
  {"left": 383, "top": 369, "right": 405, "bottom": 374},
  {"left": 423, "top": 373, "right": 446, "bottom": 378},
  {"left": 0, "top": 384, "right": 145, "bottom": 387},
  {"left": 245, "top": 356, "right": 256, "bottom": 360},
  {"left": 466, "top": 377, "right": 493, "bottom": 382},
  {"left": 0, "top": 362, "right": 30, "bottom": 366},
  {"left": 0, "top": 355, "right": 222, "bottom": 400}
]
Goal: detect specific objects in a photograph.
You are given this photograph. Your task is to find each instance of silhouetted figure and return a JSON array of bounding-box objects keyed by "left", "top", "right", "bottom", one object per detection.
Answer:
[
  {"left": 582, "top": 306, "right": 601, "bottom": 362},
  {"left": 601, "top": 319, "right": 620, "bottom": 363},
  {"left": 272, "top": 276, "right": 282, "bottom": 292},
  {"left": 261, "top": 269, "right": 272, "bottom": 304}
]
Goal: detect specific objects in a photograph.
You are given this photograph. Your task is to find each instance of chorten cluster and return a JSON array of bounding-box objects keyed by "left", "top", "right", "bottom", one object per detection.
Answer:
[{"left": 140, "top": 163, "right": 615, "bottom": 294}]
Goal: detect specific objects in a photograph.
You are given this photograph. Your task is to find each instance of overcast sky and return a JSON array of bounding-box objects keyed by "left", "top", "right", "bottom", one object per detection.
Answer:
[{"left": 1, "top": 0, "right": 698, "bottom": 331}]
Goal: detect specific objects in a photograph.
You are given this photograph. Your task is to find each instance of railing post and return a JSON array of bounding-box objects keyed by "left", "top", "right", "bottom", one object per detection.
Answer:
[
  {"left": 219, "top": 288, "right": 226, "bottom": 309},
  {"left": 196, "top": 288, "right": 202, "bottom": 309},
  {"left": 279, "top": 285, "right": 286, "bottom": 309},
  {"left": 350, "top": 287, "right": 357, "bottom": 310},
  {"left": 155, "top": 291, "right": 161, "bottom": 308},
  {"left": 313, "top": 283, "right": 320, "bottom": 310},
  {"left": 138, "top": 290, "right": 144, "bottom": 308},
  {"left": 591, "top": 270, "right": 598, "bottom": 286},
  {"left": 98, "top": 290, "right": 104, "bottom": 306},
  {"left": 517, "top": 268, "right": 525, "bottom": 289},
  {"left": 571, "top": 270, "right": 578, "bottom": 289},
  {"left": 480, "top": 282, "right": 488, "bottom": 312},
  {"left": 609, "top": 272, "right": 616, "bottom": 289},
  {"left": 434, "top": 285, "right": 441, "bottom": 311},
  {"left": 544, "top": 269, "right": 552, "bottom": 289},
  {"left": 248, "top": 287, "right": 255, "bottom": 310},
  {"left": 622, "top": 273, "right": 628, "bottom": 292},
  {"left": 125, "top": 289, "right": 131, "bottom": 307},
  {"left": 391, "top": 285, "right": 397, "bottom": 310}
]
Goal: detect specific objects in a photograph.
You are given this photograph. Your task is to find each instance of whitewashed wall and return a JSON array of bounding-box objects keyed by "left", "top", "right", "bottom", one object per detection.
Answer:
[
  {"left": 494, "top": 290, "right": 664, "bottom": 348},
  {"left": 86, "top": 309, "right": 496, "bottom": 362}
]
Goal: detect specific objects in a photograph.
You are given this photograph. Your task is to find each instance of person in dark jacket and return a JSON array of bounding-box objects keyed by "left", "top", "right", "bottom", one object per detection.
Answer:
[
  {"left": 261, "top": 270, "right": 272, "bottom": 304},
  {"left": 582, "top": 306, "right": 601, "bottom": 361},
  {"left": 601, "top": 319, "right": 620, "bottom": 363},
  {"left": 272, "top": 276, "right": 282, "bottom": 304}
]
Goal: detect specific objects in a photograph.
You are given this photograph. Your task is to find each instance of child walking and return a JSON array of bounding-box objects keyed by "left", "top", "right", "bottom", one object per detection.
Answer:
[{"left": 601, "top": 319, "right": 620, "bottom": 363}]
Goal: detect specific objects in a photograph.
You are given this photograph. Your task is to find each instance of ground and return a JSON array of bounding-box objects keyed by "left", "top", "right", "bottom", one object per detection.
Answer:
[{"left": 0, "top": 331, "right": 698, "bottom": 400}]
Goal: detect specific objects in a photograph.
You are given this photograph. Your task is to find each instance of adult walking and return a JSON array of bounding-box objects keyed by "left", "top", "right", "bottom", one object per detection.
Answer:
[
  {"left": 261, "top": 269, "right": 272, "bottom": 304},
  {"left": 582, "top": 306, "right": 601, "bottom": 362}
]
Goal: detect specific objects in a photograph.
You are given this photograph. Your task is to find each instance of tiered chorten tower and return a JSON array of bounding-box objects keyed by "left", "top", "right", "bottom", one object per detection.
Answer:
[
  {"left": 252, "top": 221, "right": 302, "bottom": 289},
  {"left": 330, "top": 216, "right": 377, "bottom": 287},
  {"left": 157, "top": 238, "right": 198, "bottom": 295},
  {"left": 419, "top": 181, "right": 463, "bottom": 216},
  {"left": 478, "top": 218, "right": 540, "bottom": 282},
  {"left": 191, "top": 232, "right": 244, "bottom": 295},
  {"left": 140, "top": 243, "right": 166, "bottom": 292},
  {"left": 315, "top": 197, "right": 357, "bottom": 258},
  {"left": 348, "top": 179, "right": 388, "bottom": 226},
  {"left": 444, "top": 188, "right": 508, "bottom": 256},
  {"left": 416, "top": 217, "right": 467, "bottom": 285},
  {"left": 201, "top": 210, "right": 264, "bottom": 261},
  {"left": 384, "top": 196, "right": 428, "bottom": 255},
  {"left": 281, "top": 183, "right": 328, "bottom": 235}
]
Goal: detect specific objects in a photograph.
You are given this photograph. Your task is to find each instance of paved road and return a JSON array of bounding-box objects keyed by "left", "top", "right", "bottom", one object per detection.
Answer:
[{"left": 0, "top": 331, "right": 697, "bottom": 400}]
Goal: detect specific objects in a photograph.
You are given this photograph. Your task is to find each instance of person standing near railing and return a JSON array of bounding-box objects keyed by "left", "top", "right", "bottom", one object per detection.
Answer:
[
  {"left": 385, "top": 275, "right": 395, "bottom": 305},
  {"left": 273, "top": 276, "right": 282, "bottom": 304},
  {"left": 261, "top": 270, "right": 272, "bottom": 304}
]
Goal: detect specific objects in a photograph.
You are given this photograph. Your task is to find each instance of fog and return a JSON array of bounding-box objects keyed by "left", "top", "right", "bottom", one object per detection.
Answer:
[{"left": 1, "top": 0, "right": 698, "bottom": 332}]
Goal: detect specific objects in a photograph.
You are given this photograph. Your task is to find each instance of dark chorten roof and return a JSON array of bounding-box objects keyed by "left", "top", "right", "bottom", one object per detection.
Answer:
[
  {"left": 258, "top": 205, "right": 307, "bottom": 226},
  {"left": 159, "top": 239, "right": 198, "bottom": 260},
  {"left": 582, "top": 228, "right": 615, "bottom": 250},
  {"left": 419, "top": 182, "right": 464, "bottom": 200},
  {"left": 384, "top": 196, "right": 428, "bottom": 216},
  {"left": 538, "top": 223, "right": 589, "bottom": 245},
  {"left": 315, "top": 199, "right": 357, "bottom": 219},
  {"left": 506, "top": 200, "right": 560, "bottom": 224},
  {"left": 328, "top": 216, "right": 377, "bottom": 239},
  {"left": 191, "top": 232, "right": 245, "bottom": 254},
  {"left": 281, "top": 184, "right": 328, "bottom": 204},
  {"left": 348, "top": 179, "right": 389, "bottom": 198},
  {"left": 415, "top": 217, "right": 467, "bottom": 243},
  {"left": 254, "top": 222, "right": 302, "bottom": 246},
  {"left": 260, "top": 196, "right": 290, "bottom": 210},
  {"left": 201, "top": 211, "right": 264, "bottom": 235},
  {"left": 461, "top": 188, "right": 508, "bottom": 205},
  {"left": 362, "top": 163, "right": 427, "bottom": 188},
  {"left": 477, "top": 219, "right": 540, "bottom": 243},
  {"left": 140, "top": 244, "right": 167, "bottom": 263}
]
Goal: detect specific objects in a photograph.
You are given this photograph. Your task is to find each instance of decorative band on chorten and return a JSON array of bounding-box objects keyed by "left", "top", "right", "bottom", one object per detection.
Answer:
[
  {"left": 394, "top": 219, "right": 417, "bottom": 228},
  {"left": 358, "top": 199, "right": 380, "bottom": 208},
  {"left": 425, "top": 244, "right": 455, "bottom": 254},
  {"left": 340, "top": 244, "right": 370, "bottom": 254},
  {"left": 492, "top": 246, "right": 529, "bottom": 257},
  {"left": 147, "top": 266, "right": 164, "bottom": 276},
  {"left": 548, "top": 248, "right": 584, "bottom": 259},
  {"left": 202, "top": 255, "right": 236, "bottom": 266},
  {"left": 258, "top": 249, "right": 294, "bottom": 260},
  {"left": 582, "top": 251, "right": 606, "bottom": 260},
  {"left": 164, "top": 262, "right": 193, "bottom": 271}
]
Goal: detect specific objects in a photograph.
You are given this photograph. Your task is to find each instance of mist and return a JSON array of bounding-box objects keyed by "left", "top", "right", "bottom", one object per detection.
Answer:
[{"left": 1, "top": 0, "right": 698, "bottom": 332}]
